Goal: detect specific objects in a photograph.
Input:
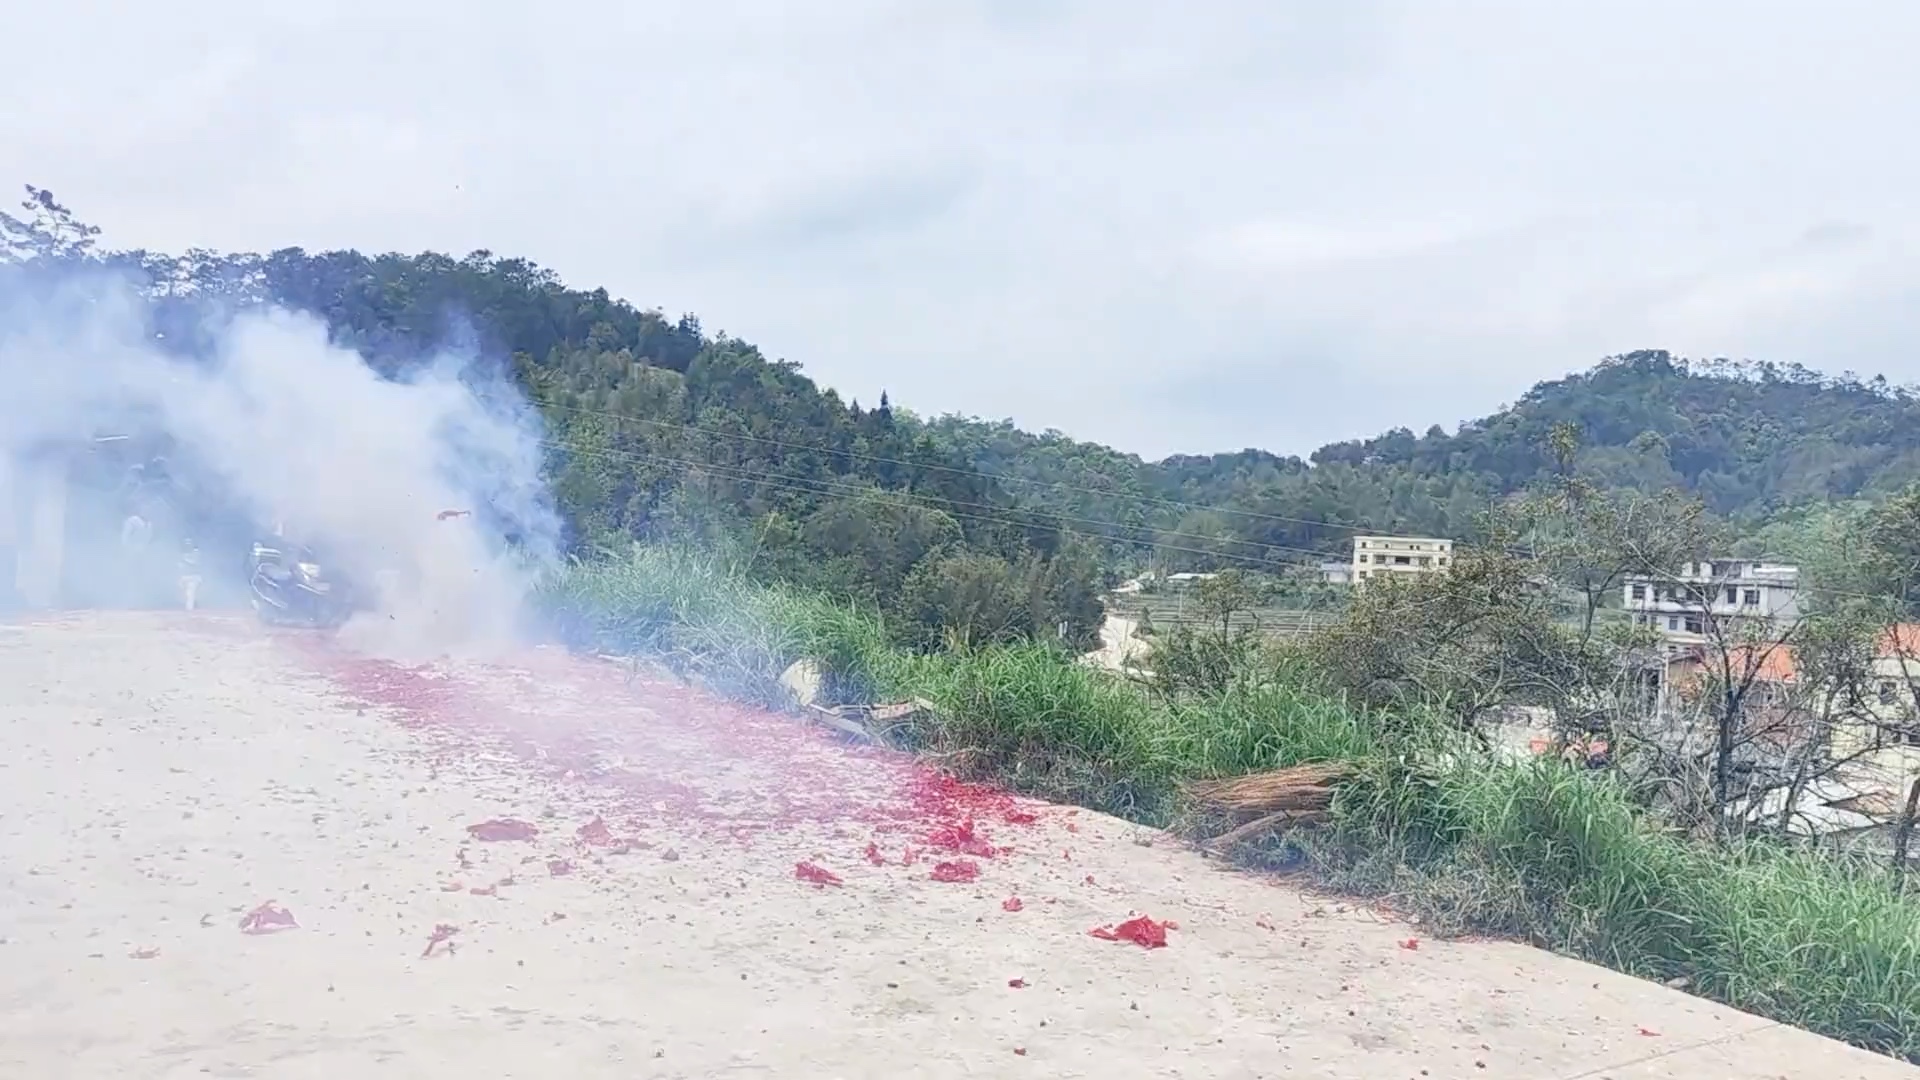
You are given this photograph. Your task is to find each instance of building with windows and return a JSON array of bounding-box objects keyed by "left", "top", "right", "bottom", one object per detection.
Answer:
[
  {"left": 1840, "top": 624, "right": 1920, "bottom": 757},
  {"left": 1623, "top": 559, "right": 1800, "bottom": 651},
  {"left": 1351, "top": 536, "right": 1453, "bottom": 586}
]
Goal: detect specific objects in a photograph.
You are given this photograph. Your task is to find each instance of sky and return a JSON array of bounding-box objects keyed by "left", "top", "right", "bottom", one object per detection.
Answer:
[{"left": 4, "top": 0, "right": 1918, "bottom": 459}]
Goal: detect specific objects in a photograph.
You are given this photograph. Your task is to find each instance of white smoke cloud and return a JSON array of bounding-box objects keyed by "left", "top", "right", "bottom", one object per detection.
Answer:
[{"left": 0, "top": 265, "right": 563, "bottom": 661}]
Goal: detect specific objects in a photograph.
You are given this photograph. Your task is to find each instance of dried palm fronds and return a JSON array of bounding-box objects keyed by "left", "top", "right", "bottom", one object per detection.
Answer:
[
  {"left": 1186, "top": 761, "right": 1355, "bottom": 815},
  {"left": 1186, "top": 761, "right": 1358, "bottom": 852}
]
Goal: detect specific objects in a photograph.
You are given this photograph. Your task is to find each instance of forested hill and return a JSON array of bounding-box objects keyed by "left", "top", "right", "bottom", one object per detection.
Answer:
[
  {"left": 7, "top": 182, "right": 1916, "bottom": 633},
  {"left": 913, "top": 353, "right": 1920, "bottom": 570},
  {"left": 0, "top": 185, "right": 1106, "bottom": 650},
  {"left": 1309, "top": 353, "right": 1920, "bottom": 509}
]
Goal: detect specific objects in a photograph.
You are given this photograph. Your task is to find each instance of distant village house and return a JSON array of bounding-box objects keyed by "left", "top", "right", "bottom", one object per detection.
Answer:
[
  {"left": 1351, "top": 535, "right": 1453, "bottom": 586},
  {"left": 1623, "top": 559, "right": 1801, "bottom": 653}
]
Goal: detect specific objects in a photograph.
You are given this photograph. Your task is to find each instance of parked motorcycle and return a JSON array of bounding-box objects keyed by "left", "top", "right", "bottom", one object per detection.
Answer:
[{"left": 248, "top": 540, "right": 354, "bottom": 628}]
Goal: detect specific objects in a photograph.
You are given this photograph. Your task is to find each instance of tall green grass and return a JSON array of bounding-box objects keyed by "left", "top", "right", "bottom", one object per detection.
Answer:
[
  {"left": 540, "top": 547, "right": 1920, "bottom": 1063},
  {"left": 1322, "top": 755, "right": 1920, "bottom": 1058},
  {"left": 537, "top": 546, "right": 896, "bottom": 706}
]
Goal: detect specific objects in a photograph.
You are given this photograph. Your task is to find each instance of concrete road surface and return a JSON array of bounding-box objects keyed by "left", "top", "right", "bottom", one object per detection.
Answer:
[{"left": 0, "top": 612, "right": 1913, "bottom": 1080}]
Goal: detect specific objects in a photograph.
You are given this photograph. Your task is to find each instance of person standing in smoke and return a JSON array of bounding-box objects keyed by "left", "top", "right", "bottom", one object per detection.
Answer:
[
  {"left": 119, "top": 455, "right": 177, "bottom": 607},
  {"left": 118, "top": 493, "right": 157, "bottom": 608},
  {"left": 119, "top": 507, "right": 153, "bottom": 551},
  {"left": 177, "top": 536, "right": 201, "bottom": 611},
  {"left": 118, "top": 460, "right": 156, "bottom": 552}
]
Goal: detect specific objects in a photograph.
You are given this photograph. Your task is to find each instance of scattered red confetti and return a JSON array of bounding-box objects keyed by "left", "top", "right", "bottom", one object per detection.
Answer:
[
  {"left": 576, "top": 816, "right": 614, "bottom": 845},
  {"left": 1084, "top": 875, "right": 1096, "bottom": 885},
  {"left": 1066, "top": 822, "right": 1079, "bottom": 833},
  {"left": 1089, "top": 914, "right": 1171, "bottom": 949},
  {"left": 909, "top": 772, "right": 1023, "bottom": 823},
  {"left": 1002, "top": 896, "right": 1024, "bottom": 912},
  {"left": 926, "top": 818, "right": 997, "bottom": 858},
  {"left": 238, "top": 901, "right": 298, "bottom": 935},
  {"left": 467, "top": 819, "right": 539, "bottom": 842},
  {"left": 129, "top": 946, "right": 160, "bottom": 959},
  {"left": 1062, "top": 849, "right": 1072, "bottom": 860},
  {"left": 548, "top": 859, "right": 574, "bottom": 877},
  {"left": 1013, "top": 1047, "right": 1027, "bottom": 1056},
  {"left": 311, "top": 648, "right": 1053, "bottom": 852},
  {"left": 1638, "top": 1027, "right": 1661, "bottom": 1037},
  {"left": 422, "top": 923, "right": 459, "bottom": 958},
  {"left": 1007, "top": 977, "right": 1027, "bottom": 989},
  {"left": 795, "top": 861, "right": 844, "bottom": 887},
  {"left": 864, "top": 842, "right": 887, "bottom": 866},
  {"left": 1399, "top": 938, "right": 1420, "bottom": 951},
  {"left": 930, "top": 860, "right": 980, "bottom": 883}
]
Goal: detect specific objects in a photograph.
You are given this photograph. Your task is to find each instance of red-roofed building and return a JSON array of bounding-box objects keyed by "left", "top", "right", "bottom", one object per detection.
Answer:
[{"left": 1662, "top": 627, "right": 1920, "bottom": 784}]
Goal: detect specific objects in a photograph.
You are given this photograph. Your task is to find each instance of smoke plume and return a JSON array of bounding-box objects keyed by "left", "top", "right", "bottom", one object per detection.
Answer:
[{"left": 0, "top": 265, "right": 563, "bottom": 661}]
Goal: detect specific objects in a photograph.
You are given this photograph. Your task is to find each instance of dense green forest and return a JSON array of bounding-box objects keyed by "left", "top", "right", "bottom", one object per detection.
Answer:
[
  {"left": 8, "top": 182, "right": 1920, "bottom": 640},
  {"left": 916, "top": 356, "right": 1920, "bottom": 571}
]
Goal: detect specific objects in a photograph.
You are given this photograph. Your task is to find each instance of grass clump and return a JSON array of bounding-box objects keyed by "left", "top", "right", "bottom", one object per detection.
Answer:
[
  {"left": 540, "top": 547, "right": 1920, "bottom": 1064},
  {"left": 1314, "top": 752, "right": 1920, "bottom": 1061},
  {"left": 536, "top": 545, "right": 895, "bottom": 707}
]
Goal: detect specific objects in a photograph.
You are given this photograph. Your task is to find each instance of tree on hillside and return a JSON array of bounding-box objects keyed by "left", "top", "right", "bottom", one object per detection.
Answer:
[
  {"left": 1305, "top": 530, "right": 1616, "bottom": 734},
  {"left": 0, "top": 185, "right": 100, "bottom": 263},
  {"left": 1146, "top": 570, "right": 1274, "bottom": 699}
]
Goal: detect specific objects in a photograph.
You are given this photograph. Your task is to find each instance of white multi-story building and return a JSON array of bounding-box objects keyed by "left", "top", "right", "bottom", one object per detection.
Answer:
[
  {"left": 1623, "top": 559, "right": 1800, "bottom": 650},
  {"left": 1351, "top": 536, "right": 1453, "bottom": 586}
]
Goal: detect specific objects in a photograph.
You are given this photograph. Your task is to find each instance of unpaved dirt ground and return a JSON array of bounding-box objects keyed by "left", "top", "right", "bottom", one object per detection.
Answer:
[
  {"left": 0, "top": 612, "right": 1913, "bottom": 1080},
  {"left": 1084, "top": 612, "right": 1147, "bottom": 674}
]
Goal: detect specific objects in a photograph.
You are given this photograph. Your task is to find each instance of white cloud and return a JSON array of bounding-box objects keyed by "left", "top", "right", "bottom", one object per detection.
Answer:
[{"left": 5, "top": 0, "right": 1918, "bottom": 456}]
